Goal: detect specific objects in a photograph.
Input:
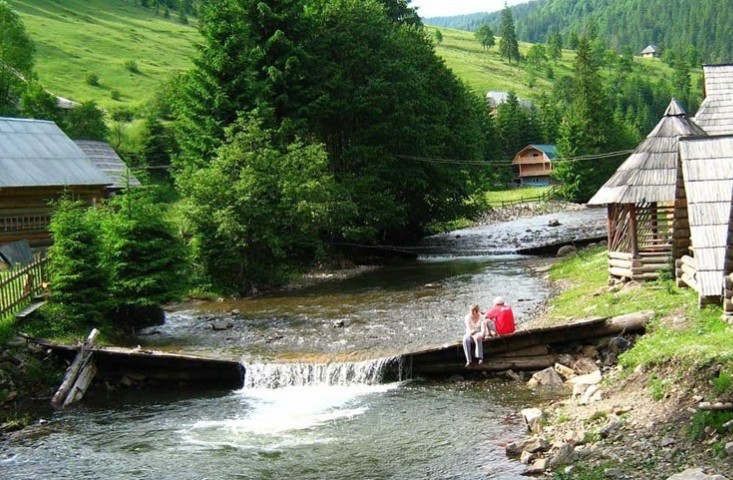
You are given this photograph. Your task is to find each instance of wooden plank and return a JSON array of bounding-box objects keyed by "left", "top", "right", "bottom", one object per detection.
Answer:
[
  {"left": 609, "top": 266, "right": 633, "bottom": 278},
  {"left": 52, "top": 329, "right": 99, "bottom": 408},
  {"left": 15, "top": 300, "right": 47, "bottom": 320},
  {"left": 608, "top": 251, "right": 633, "bottom": 261}
]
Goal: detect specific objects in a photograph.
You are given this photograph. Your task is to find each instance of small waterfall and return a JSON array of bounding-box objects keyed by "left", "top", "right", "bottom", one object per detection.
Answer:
[{"left": 243, "top": 356, "right": 407, "bottom": 389}]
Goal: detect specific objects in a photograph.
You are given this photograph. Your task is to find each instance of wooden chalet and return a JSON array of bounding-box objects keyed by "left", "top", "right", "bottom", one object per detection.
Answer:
[
  {"left": 74, "top": 140, "right": 141, "bottom": 193},
  {"left": 588, "top": 99, "right": 706, "bottom": 282},
  {"left": 512, "top": 144, "right": 557, "bottom": 186},
  {"left": 0, "top": 117, "right": 111, "bottom": 247},
  {"left": 640, "top": 45, "right": 660, "bottom": 59}
]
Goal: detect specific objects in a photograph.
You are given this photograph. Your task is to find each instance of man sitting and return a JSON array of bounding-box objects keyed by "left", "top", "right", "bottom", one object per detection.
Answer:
[{"left": 484, "top": 296, "right": 515, "bottom": 336}]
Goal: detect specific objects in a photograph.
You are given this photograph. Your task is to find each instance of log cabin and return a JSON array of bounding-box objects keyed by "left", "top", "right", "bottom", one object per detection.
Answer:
[{"left": 0, "top": 117, "right": 111, "bottom": 247}]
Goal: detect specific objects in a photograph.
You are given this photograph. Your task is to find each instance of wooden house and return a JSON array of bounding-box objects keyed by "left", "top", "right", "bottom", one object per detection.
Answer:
[
  {"left": 676, "top": 136, "right": 733, "bottom": 307},
  {"left": 641, "top": 45, "right": 659, "bottom": 59},
  {"left": 694, "top": 64, "right": 733, "bottom": 135},
  {"left": 74, "top": 140, "right": 141, "bottom": 193},
  {"left": 512, "top": 144, "right": 557, "bottom": 186},
  {"left": 0, "top": 117, "right": 111, "bottom": 247},
  {"left": 588, "top": 99, "right": 706, "bottom": 282}
]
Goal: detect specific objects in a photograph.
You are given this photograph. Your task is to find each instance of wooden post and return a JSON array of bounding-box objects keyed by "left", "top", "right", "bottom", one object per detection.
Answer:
[
  {"left": 51, "top": 328, "right": 100, "bottom": 408},
  {"left": 629, "top": 204, "right": 639, "bottom": 257}
]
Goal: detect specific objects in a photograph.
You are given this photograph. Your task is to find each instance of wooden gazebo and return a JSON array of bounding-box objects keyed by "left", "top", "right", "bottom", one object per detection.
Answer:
[{"left": 588, "top": 99, "right": 706, "bottom": 282}]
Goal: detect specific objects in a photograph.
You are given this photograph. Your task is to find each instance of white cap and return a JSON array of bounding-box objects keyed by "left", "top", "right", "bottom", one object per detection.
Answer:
[{"left": 493, "top": 296, "right": 504, "bottom": 305}]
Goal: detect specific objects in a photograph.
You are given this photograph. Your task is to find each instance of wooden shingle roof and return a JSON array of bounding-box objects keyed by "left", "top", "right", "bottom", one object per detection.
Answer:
[
  {"left": 74, "top": 140, "right": 141, "bottom": 190},
  {"left": 588, "top": 99, "right": 706, "bottom": 205},
  {"left": 0, "top": 117, "right": 111, "bottom": 188},
  {"left": 695, "top": 64, "right": 733, "bottom": 135},
  {"left": 679, "top": 135, "right": 733, "bottom": 298}
]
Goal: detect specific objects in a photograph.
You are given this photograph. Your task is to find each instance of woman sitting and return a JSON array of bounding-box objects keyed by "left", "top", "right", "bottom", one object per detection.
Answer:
[{"left": 462, "top": 304, "right": 485, "bottom": 367}]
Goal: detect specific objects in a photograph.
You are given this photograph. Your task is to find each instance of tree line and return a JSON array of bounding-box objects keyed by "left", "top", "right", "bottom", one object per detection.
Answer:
[{"left": 484, "top": 0, "right": 733, "bottom": 64}]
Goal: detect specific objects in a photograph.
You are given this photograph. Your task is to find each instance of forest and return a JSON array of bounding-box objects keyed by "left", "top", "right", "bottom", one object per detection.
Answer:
[{"left": 430, "top": 0, "right": 733, "bottom": 64}]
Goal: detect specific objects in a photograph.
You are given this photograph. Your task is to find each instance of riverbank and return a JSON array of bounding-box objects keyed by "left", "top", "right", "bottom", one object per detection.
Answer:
[{"left": 518, "top": 246, "right": 733, "bottom": 479}]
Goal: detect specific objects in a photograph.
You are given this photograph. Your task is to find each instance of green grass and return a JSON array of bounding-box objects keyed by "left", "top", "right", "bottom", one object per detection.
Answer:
[
  {"left": 427, "top": 26, "right": 694, "bottom": 103},
  {"left": 548, "top": 246, "right": 733, "bottom": 371},
  {"left": 482, "top": 186, "right": 553, "bottom": 205},
  {"left": 10, "top": 0, "right": 198, "bottom": 111}
]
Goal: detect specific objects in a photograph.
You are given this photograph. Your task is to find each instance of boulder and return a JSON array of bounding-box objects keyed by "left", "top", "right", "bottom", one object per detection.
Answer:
[
  {"left": 520, "top": 450, "right": 536, "bottom": 464},
  {"left": 568, "top": 370, "right": 603, "bottom": 386},
  {"left": 518, "top": 436, "right": 549, "bottom": 453},
  {"left": 524, "top": 458, "right": 548, "bottom": 475},
  {"left": 212, "top": 319, "right": 234, "bottom": 331},
  {"left": 527, "top": 367, "right": 564, "bottom": 388},
  {"left": 521, "top": 408, "right": 544, "bottom": 434},
  {"left": 554, "top": 362, "right": 576, "bottom": 379},
  {"left": 666, "top": 468, "right": 729, "bottom": 480},
  {"left": 557, "top": 245, "right": 577, "bottom": 257},
  {"left": 726, "top": 441, "right": 733, "bottom": 456},
  {"left": 548, "top": 442, "right": 575, "bottom": 469},
  {"left": 573, "top": 356, "right": 599, "bottom": 374},
  {"left": 505, "top": 442, "right": 521, "bottom": 458}
]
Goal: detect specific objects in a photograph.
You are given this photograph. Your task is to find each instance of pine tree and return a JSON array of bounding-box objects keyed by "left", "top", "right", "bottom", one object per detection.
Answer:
[{"left": 499, "top": 5, "right": 521, "bottom": 64}]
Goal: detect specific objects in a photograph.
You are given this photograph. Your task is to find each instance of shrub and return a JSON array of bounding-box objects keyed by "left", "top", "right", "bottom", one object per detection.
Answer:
[
  {"left": 124, "top": 59, "right": 139, "bottom": 74},
  {"left": 713, "top": 370, "right": 733, "bottom": 395},
  {"left": 110, "top": 89, "right": 121, "bottom": 101},
  {"left": 85, "top": 72, "right": 100, "bottom": 86},
  {"left": 689, "top": 410, "right": 733, "bottom": 440}
]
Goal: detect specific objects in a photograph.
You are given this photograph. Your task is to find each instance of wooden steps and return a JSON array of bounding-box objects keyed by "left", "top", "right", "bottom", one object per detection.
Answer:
[{"left": 15, "top": 300, "right": 47, "bottom": 320}]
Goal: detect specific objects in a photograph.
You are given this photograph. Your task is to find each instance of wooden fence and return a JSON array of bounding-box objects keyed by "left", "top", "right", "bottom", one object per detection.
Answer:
[
  {"left": 0, "top": 253, "right": 49, "bottom": 321},
  {"left": 489, "top": 186, "right": 560, "bottom": 208}
]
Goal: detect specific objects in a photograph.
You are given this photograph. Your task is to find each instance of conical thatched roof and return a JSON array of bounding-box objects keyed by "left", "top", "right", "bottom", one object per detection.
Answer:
[
  {"left": 679, "top": 135, "right": 733, "bottom": 298},
  {"left": 695, "top": 64, "right": 733, "bottom": 135},
  {"left": 588, "top": 99, "right": 707, "bottom": 205}
]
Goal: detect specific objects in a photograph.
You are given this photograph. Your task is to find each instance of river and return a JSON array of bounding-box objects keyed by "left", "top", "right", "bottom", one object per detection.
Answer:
[{"left": 1, "top": 208, "right": 606, "bottom": 479}]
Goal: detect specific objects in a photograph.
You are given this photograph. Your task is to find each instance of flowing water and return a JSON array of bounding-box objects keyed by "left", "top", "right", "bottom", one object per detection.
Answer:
[{"left": 2, "top": 210, "right": 605, "bottom": 479}]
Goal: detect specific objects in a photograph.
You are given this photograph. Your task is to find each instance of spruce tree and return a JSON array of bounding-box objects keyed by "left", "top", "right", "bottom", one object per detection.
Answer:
[
  {"left": 48, "top": 199, "right": 109, "bottom": 328},
  {"left": 499, "top": 5, "right": 521, "bottom": 64}
]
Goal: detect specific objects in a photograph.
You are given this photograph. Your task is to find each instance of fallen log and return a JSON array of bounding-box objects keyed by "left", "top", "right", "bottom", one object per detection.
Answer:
[
  {"left": 412, "top": 355, "right": 558, "bottom": 375},
  {"left": 52, "top": 329, "right": 99, "bottom": 408},
  {"left": 698, "top": 402, "right": 733, "bottom": 411},
  {"left": 404, "top": 311, "right": 653, "bottom": 377}
]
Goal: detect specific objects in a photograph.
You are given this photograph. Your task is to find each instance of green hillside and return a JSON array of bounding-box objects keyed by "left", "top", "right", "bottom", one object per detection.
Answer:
[
  {"left": 9, "top": 0, "right": 198, "bottom": 110},
  {"left": 427, "top": 26, "right": 681, "bottom": 102}
]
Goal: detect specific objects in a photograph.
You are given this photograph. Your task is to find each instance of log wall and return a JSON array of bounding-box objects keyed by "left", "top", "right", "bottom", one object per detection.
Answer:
[{"left": 0, "top": 186, "right": 107, "bottom": 247}]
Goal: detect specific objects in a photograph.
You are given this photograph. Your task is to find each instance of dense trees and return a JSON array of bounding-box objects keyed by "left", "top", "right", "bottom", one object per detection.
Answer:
[
  {"left": 0, "top": 0, "right": 35, "bottom": 115},
  {"left": 489, "top": 0, "right": 733, "bottom": 64},
  {"left": 173, "top": 0, "right": 486, "bottom": 290}
]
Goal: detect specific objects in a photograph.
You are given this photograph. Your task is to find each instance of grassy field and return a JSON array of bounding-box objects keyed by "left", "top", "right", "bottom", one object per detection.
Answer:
[
  {"left": 9, "top": 0, "right": 199, "bottom": 111},
  {"left": 426, "top": 26, "right": 687, "bottom": 102},
  {"left": 482, "top": 185, "right": 554, "bottom": 206}
]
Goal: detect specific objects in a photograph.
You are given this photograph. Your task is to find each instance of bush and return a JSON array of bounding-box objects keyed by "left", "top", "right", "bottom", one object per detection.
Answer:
[
  {"left": 124, "top": 60, "right": 139, "bottom": 74},
  {"left": 110, "top": 89, "right": 121, "bottom": 101},
  {"left": 85, "top": 72, "right": 100, "bottom": 86}
]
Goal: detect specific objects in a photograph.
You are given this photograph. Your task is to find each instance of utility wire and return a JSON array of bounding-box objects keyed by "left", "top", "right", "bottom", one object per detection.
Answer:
[{"left": 124, "top": 148, "right": 633, "bottom": 172}]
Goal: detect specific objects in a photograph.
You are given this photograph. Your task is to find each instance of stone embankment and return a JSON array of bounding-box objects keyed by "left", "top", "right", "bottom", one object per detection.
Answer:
[{"left": 504, "top": 337, "right": 732, "bottom": 479}]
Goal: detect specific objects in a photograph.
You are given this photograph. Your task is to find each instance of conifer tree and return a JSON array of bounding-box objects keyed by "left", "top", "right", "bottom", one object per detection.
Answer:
[{"left": 499, "top": 5, "right": 521, "bottom": 64}]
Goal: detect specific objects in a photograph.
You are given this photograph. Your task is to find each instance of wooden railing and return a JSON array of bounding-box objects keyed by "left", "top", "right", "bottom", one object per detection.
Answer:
[
  {"left": 489, "top": 186, "right": 560, "bottom": 207},
  {"left": 0, "top": 253, "right": 49, "bottom": 320}
]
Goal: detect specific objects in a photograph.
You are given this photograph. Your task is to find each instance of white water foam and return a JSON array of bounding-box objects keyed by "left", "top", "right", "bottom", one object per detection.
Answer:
[{"left": 242, "top": 356, "right": 405, "bottom": 389}]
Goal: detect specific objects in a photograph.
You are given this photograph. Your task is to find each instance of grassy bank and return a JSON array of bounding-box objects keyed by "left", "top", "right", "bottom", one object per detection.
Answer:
[
  {"left": 546, "top": 246, "right": 732, "bottom": 370},
  {"left": 544, "top": 246, "right": 733, "bottom": 479}
]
